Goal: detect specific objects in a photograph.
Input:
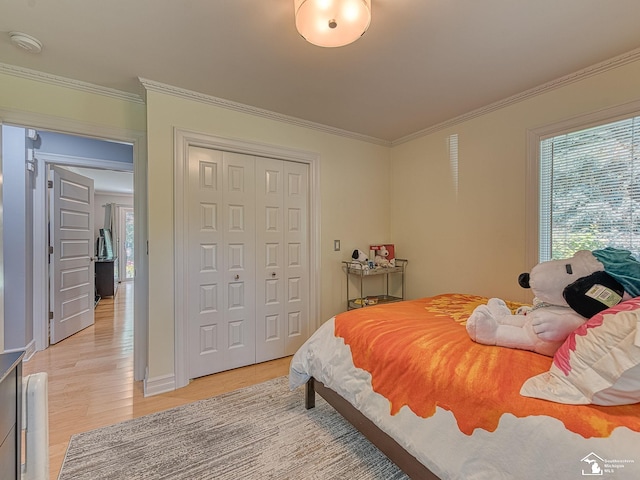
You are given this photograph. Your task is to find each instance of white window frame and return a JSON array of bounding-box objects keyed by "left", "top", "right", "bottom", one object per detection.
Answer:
[{"left": 526, "top": 99, "right": 640, "bottom": 270}]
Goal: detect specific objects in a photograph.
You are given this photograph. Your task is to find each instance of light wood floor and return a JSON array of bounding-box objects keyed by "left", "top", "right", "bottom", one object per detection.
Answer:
[{"left": 22, "top": 283, "right": 291, "bottom": 479}]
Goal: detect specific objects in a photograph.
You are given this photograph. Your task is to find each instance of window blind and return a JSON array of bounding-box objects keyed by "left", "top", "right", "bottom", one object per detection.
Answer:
[{"left": 539, "top": 115, "right": 640, "bottom": 261}]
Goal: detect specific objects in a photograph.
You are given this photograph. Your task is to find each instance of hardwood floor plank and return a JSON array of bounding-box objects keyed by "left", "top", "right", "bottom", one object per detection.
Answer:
[{"left": 22, "top": 282, "right": 291, "bottom": 479}]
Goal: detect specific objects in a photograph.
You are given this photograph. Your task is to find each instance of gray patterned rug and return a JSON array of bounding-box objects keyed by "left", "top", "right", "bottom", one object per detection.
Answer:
[{"left": 59, "top": 376, "right": 408, "bottom": 479}]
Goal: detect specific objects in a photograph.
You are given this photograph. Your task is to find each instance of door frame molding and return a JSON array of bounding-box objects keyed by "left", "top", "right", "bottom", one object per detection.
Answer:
[
  {"left": 0, "top": 107, "right": 148, "bottom": 382},
  {"left": 174, "top": 128, "right": 321, "bottom": 389}
]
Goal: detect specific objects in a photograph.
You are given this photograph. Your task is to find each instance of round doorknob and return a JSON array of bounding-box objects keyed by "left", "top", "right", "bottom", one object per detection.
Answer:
[
  {"left": 235, "top": 274, "right": 240, "bottom": 280},
  {"left": 271, "top": 272, "right": 276, "bottom": 277}
]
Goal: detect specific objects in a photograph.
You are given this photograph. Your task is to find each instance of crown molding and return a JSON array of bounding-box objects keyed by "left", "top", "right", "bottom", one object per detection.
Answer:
[
  {"left": 139, "top": 77, "right": 391, "bottom": 147},
  {"left": 5, "top": 44, "right": 639, "bottom": 148},
  {"left": 393, "top": 47, "right": 640, "bottom": 146},
  {"left": 0, "top": 62, "right": 145, "bottom": 104}
]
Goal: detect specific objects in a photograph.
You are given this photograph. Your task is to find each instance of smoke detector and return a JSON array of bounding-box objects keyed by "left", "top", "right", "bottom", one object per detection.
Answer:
[{"left": 9, "top": 32, "right": 43, "bottom": 53}]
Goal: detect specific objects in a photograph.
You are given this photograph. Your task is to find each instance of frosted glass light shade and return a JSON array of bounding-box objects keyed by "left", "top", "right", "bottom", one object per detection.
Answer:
[{"left": 294, "top": 0, "right": 372, "bottom": 48}]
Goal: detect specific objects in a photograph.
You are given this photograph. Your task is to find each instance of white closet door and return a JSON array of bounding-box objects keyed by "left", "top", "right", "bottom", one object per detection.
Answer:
[
  {"left": 222, "top": 151, "right": 256, "bottom": 369},
  {"left": 187, "top": 147, "right": 256, "bottom": 377},
  {"left": 187, "top": 144, "right": 307, "bottom": 379},
  {"left": 255, "top": 159, "right": 285, "bottom": 362},
  {"left": 283, "top": 161, "right": 309, "bottom": 355},
  {"left": 255, "top": 160, "right": 309, "bottom": 361},
  {"left": 188, "top": 146, "right": 224, "bottom": 378}
]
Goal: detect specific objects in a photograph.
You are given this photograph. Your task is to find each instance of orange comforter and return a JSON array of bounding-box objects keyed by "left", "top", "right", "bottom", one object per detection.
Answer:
[{"left": 334, "top": 293, "right": 640, "bottom": 438}]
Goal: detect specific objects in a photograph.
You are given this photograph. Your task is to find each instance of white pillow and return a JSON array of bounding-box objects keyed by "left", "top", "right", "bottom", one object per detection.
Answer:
[{"left": 520, "top": 297, "right": 640, "bottom": 405}]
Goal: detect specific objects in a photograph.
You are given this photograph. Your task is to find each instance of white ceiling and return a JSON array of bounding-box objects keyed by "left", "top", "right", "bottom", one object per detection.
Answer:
[{"left": 2, "top": 1, "right": 640, "bottom": 142}]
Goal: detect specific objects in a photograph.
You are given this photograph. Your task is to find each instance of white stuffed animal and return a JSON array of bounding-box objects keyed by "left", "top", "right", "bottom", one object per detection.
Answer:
[
  {"left": 350, "top": 249, "right": 370, "bottom": 271},
  {"left": 374, "top": 245, "right": 396, "bottom": 268},
  {"left": 466, "top": 250, "right": 609, "bottom": 356}
]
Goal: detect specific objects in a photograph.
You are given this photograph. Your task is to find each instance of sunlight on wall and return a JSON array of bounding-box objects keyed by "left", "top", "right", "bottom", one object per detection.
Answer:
[{"left": 447, "top": 133, "right": 459, "bottom": 199}]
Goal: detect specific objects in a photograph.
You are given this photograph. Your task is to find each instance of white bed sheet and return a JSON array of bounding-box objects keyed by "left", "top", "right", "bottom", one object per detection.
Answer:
[{"left": 290, "top": 317, "right": 640, "bottom": 479}]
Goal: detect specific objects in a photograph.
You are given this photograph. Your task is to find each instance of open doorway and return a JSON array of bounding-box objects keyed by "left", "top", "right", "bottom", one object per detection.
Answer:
[
  {"left": 1, "top": 125, "right": 135, "bottom": 351},
  {"left": 0, "top": 114, "right": 147, "bottom": 383},
  {"left": 36, "top": 134, "right": 135, "bottom": 347}
]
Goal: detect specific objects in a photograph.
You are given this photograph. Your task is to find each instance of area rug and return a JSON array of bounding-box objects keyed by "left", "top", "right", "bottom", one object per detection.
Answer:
[{"left": 59, "top": 376, "right": 408, "bottom": 479}]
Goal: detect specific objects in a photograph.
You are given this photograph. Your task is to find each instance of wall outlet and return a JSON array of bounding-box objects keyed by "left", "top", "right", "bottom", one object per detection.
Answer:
[{"left": 334, "top": 240, "right": 340, "bottom": 251}]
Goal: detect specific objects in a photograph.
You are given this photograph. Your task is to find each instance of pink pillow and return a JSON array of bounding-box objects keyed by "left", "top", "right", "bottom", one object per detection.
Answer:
[{"left": 520, "top": 297, "right": 640, "bottom": 405}]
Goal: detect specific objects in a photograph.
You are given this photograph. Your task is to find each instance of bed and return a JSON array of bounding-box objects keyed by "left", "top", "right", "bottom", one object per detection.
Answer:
[{"left": 289, "top": 293, "right": 640, "bottom": 479}]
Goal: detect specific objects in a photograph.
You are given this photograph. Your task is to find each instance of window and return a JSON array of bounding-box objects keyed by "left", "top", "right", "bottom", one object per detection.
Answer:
[
  {"left": 118, "top": 207, "right": 135, "bottom": 281},
  {"left": 538, "top": 115, "right": 640, "bottom": 261}
]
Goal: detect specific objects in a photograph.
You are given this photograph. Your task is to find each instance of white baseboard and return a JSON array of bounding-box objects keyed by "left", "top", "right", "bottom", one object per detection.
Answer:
[
  {"left": 144, "top": 373, "right": 176, "bottom": 397},
  {"left": 4, "top": 340, "right": 36, "bottom": 361},
  {"left": 23, "top": 340, "right": 37, "bottom": 361}
]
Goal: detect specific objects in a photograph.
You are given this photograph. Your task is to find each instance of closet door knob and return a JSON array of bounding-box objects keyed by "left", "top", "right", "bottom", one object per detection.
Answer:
[
  {"left": 271, "top": 272, "right": 276, "bottom": 277},
  {"left": 235, "top": 274, "right": 240, "bottom": 280}
]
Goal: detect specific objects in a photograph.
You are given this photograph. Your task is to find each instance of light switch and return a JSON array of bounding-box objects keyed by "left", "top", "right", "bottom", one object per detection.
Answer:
[{"left": 334, "top": 240, "right": 340, "bottom": 251}]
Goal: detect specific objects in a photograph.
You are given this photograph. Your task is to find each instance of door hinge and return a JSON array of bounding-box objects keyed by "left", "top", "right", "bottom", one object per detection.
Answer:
[
  {"left": 49, "top": 311, "right": 54, "bottom": 320},
  {"left": 48, "top": 180, "right": 53, "bottom": 188},
  {"left": 49, "top": 246, "right": 53, "bottom": 255}
]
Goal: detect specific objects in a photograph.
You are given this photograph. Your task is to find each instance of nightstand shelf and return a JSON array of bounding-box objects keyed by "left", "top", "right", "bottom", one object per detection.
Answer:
[{"left": 343, "top": 259, "right": 407, "bottom": 310}]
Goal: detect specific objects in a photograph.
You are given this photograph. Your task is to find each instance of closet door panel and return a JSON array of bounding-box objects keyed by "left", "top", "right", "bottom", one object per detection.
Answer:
[
  {"left": 187, "top": 146, "right": 225, "bottom": 378},
  {"left": 284, "top": 161, "right": 309, "bottom": 355},
  {"left": 255, "top": 159, "right": 285, "bottom": 362},
  {"left": 222, "top": 152, "right": 256, "bottom": 369}
]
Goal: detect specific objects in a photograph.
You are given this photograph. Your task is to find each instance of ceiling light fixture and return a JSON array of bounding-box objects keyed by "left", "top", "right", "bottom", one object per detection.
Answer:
[
  {"left": 294, "top": 0, "right": 371, "bottom": 48},
  {"left": 9, "top": 31, "right": 43, "bottom": 53}
]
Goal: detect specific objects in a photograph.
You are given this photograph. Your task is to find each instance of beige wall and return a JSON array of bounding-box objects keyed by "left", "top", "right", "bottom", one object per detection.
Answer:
[
  {"left": 0, "top": 72, "right": 146, "bottom": 352},
  {"left": 390, "top": 58, "right": 640, "bottom": 303},
  {"left": 0, "top": 73, "right": 146, "bottom": 131},
  {"left": 145, "top": 90, "right": 391, "bottom": 379}
]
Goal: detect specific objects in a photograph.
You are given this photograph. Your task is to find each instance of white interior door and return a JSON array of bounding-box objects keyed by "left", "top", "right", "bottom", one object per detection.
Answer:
[
  {"left": 188, "top": 146, "right": 223, "bottom": 378},
  {"left": 255, "top": 159, "right": 309, "bottom": 361},
  {"left": 283, "top": 160, "right": 309, "bottom": 355},
  {"left": 188, "top": 147, "right": 256, "bottom": 378},
  {"left": 187, "top": 146, "right": 308, "bottom": 379},
  {"left": 223, "top": 152, "right": 256, "bottom": 369},
  {"left": 49, "top": 166, "right": 95, "bottom": 344},
  {"left": 255, "top": 159, "right": 285, "bottom": 362}
]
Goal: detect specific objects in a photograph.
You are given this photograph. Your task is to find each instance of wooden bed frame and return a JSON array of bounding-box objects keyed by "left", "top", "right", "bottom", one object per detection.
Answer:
[{"left": 305, "top": 377, "right": 440, "bottom": 479}]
